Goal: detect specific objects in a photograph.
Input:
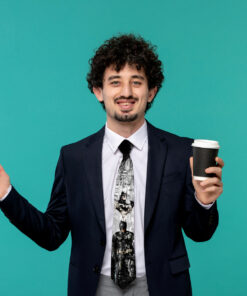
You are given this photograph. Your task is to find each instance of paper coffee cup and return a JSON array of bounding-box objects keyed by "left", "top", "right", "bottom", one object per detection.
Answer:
[{"left": 192, "top": 139, "right": 220, "bottom": 180}]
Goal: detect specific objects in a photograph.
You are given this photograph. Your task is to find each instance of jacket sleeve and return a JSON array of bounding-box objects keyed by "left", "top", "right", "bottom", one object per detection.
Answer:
[
  {"left": 0, "top": 148, "right": 70, "bottom": 251},
  {"left": 181, "top": 150, "right": 219, "bottom": 242}
]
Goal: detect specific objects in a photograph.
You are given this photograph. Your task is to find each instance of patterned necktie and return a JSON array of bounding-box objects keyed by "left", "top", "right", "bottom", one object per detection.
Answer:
[{"left": 111, "top": 139, "right": 136, "bottom": 289}]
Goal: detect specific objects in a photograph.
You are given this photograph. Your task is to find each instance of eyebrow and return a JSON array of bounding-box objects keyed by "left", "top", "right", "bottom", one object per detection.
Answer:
[
  {"left": 107, "top": 75, "right": 145, "bottom": 81},
  {"left": 108, "top": 75, "right": 121, "bottom": 81}
]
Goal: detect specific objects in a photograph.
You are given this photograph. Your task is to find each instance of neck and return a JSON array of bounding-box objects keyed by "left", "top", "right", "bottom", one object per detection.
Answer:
[{"left": 106, "top": 118, "right": 145, "bottom": 138}]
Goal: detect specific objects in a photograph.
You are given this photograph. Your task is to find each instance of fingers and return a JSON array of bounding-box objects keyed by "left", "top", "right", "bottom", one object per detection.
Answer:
[
  {"left": 200, "top": 177, "right": 222, "bottom": 187},
  {"left": 205, "top": 166, "right": 222, "bottom": 180},
  {"left": 200, "top": 177, "right": 223, "bottom": 195},
  {"left": 189, "top": 157, "right": 193, "bottom": 176},
  {"left": 205, "top": 157, "right": 224, "bottom": 179},
  {"left": 216, "top": 157, "right": 224, "bottom": 168},
  {"left": 200, "top": 185, "right": 223, "bottom": 194},
  {"left": 0, "top": 164, "right": 6, "bottom": 171}
]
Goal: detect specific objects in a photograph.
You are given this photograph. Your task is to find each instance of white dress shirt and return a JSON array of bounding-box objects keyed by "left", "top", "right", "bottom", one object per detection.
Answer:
[{"left": 101, "top": 120, "right": 149, "bottom": 277}]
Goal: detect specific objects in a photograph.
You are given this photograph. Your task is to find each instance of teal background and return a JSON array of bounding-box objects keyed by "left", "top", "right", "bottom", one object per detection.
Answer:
[{"left": 0, "top": 0, "right": 246, "bottom": 295}]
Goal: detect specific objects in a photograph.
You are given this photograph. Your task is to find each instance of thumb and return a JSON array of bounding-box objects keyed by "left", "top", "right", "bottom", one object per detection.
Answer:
[{"left": 0, "top": 164, "right": 7, "bottom": 175}]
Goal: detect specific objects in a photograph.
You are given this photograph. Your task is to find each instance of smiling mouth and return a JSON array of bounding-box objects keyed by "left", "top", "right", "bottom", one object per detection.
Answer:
[{"left": 116, "top": 100, "right": 136, "bottom": 111}]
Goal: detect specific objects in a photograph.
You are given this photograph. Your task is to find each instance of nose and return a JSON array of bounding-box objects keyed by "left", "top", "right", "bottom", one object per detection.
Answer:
[{"left": 120, "top": 83, "right": 133, "bottom": 97}]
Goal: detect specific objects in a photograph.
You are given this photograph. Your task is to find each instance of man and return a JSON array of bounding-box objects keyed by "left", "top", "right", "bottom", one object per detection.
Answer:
[{"left": 0, "top": 34, "right": 224, "bottom": 295}]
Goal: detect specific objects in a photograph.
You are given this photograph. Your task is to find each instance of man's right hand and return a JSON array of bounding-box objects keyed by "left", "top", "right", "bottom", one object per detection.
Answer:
[{"left": 0, "top": 164, "right": 11, "bottom": 199}]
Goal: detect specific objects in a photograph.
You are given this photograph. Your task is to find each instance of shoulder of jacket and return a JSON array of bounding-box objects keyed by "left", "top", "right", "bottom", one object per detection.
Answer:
[
  {"left": 60, "top": 125, "right": 105, "bottom": 154},
  {"left": 147, "top": 121, "right": 194, "bottom": 145}
]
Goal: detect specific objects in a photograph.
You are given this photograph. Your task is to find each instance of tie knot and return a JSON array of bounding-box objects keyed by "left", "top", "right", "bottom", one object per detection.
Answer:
[{"left": 118, "top": 140, "right": 133, "bottom": 158}]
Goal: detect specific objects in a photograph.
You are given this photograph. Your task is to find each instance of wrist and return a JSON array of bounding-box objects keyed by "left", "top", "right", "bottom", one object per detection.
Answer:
[
  {"left": 195, "top": 192, "right": 214, "bottom": 206},
  {"left": 0, "top": 184, "right": 11, "bottom": 200}
]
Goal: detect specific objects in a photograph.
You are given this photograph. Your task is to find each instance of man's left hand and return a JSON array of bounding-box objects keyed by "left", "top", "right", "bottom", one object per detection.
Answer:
[{"left": 189, "top": 156, "right": 224, "bottom": 205}]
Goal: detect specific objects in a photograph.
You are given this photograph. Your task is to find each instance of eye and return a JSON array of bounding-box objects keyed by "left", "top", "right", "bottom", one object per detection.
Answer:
[
  {"left": 133, "top": 81, "right": 142, "bottom": 85},
  {"left": 110, "top": 81, "right": 120, "bottom": 86}
]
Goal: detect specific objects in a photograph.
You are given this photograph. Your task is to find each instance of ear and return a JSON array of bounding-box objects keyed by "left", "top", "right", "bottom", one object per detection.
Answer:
[
  {"left": 93, "top": 87, "right": 103, "bottom": 102},
  {"left": 148, "top": 86, "right": 158, "bottom": 102}
]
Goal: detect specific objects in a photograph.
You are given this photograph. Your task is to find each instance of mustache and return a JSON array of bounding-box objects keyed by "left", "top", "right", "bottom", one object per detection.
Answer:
[{"left": 115, "top": 96, "right": 138, "bottom": 103}]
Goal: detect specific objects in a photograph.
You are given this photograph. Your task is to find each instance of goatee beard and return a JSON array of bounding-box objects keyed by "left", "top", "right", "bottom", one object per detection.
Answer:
[{"left": 114, "top": 112, "right": 138, "bottom": 122}]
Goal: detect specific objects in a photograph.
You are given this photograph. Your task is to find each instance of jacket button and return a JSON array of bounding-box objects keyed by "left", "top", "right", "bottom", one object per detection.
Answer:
[
  {"left": 93, "top": 265, "right": 100, "bottom": 274},
  {"left": 100, "top": 239, "right": 106, "bottom": 246}
]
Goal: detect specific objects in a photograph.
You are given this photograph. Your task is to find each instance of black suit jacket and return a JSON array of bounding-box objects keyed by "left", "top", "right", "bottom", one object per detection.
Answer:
[{"left": 0, "top": 120, "right": 218, "bottom": 296}]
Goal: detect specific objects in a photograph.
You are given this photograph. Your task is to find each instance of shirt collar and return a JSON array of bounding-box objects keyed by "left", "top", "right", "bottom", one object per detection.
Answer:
[{"left": 104, "top": 120, "right": 148, "bottom": 154}]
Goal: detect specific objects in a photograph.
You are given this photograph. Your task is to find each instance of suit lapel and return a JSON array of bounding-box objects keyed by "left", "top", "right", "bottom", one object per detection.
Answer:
[
  {"left": 144, "top": 121, "right": 168, "bottom": 233},
  {"left": 83, "top": 125, "right": 106, "bottom": 235}
]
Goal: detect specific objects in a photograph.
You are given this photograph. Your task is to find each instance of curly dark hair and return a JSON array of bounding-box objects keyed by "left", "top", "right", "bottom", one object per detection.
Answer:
[{"left": 87, "top": 33, "right": 164, "bottom": 112}]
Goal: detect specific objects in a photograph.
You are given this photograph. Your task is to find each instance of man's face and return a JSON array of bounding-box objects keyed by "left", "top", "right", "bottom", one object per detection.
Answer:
[{"left": 93, "top": 63, "right": 157, "bottom": 125}]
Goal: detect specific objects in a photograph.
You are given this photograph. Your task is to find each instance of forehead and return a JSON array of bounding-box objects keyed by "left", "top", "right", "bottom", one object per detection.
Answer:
[{"left": 103, "top": 63, "right": 146, "bottom": 79}]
